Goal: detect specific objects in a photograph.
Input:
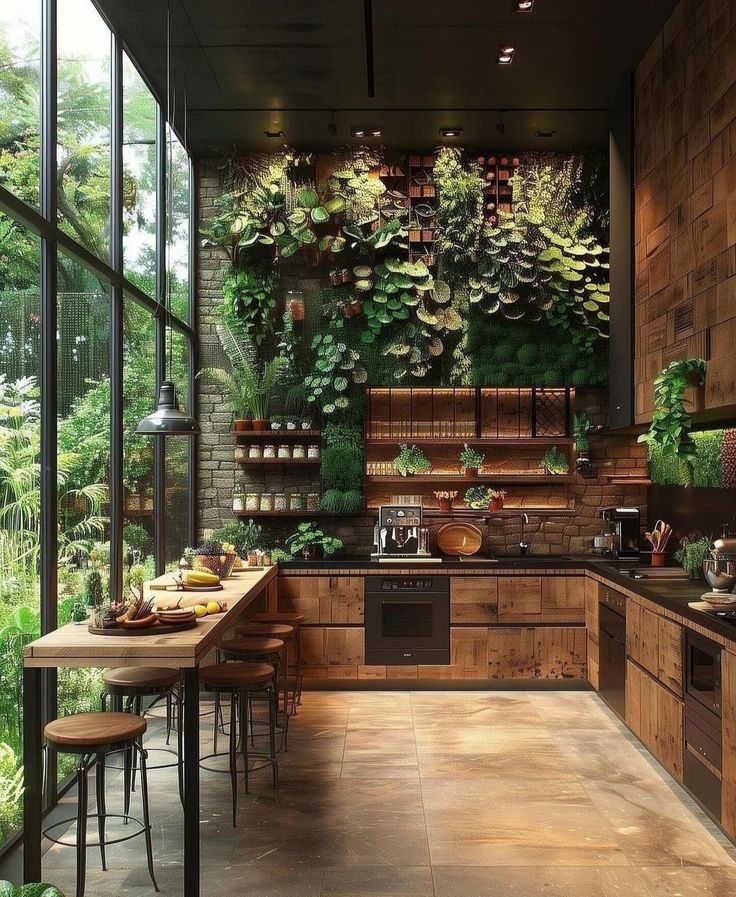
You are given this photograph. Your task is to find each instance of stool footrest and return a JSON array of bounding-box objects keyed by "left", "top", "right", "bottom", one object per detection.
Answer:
[{"left": 43, "top": 813, "right": 148, "bottom": 849}]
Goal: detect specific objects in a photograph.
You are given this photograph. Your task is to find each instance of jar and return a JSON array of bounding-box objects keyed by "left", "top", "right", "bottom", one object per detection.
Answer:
[
  {"left": 277, "top": 444, "right": 291, "bottom": 459},
  {"left": 263, "top": 444, "right": 276, "bottom": 458},
  {"left": 262, "top": 551, "right": 272, "bottom": 567},
  {"left": 245, "top": 492, "right": 260, "bottom": 511},
  {"left": 307, "top": 492, "right": 320, "bottom": 511},
  {"left": 274, "top": 492, "right": 287, "bottom": 511},
  {"left": 289, "top": 493, "right": 303, "bottom": 511},
  {"left": 292, "top": 444, "right": 306, "bottom": 459},
  {"left": 247, "top": 550, "right": 258, "bottom": 567},
  {"left": 260, "top": 492, "right": 273, "bottom": 512},
  {"left": 307, "top": 444, "right": 320, "bottom": 459},
  {"left": 248, "top": 444, "right": 262, "bottom": 459},
  {"left": 286, "top": 420, "right": 297, "bottom": 430},
  {"left": 233, "top": 491, "right": 245, "bottom": 512},
  {"left": 234, "top": 445, "right": 247, "bottom": 462}
]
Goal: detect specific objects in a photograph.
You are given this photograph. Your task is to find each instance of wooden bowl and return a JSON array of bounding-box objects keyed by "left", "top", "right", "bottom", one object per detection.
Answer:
[
  {"left": 437, "top": 522, "right": 483, "bottom": 556},
  {"left": 120, "top": 613, "right": 157, "bottom": 629}
]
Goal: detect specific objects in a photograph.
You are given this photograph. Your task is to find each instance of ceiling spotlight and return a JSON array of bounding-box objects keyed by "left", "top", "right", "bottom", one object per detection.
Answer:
[
  {"left": 535, "top": 129, "right": 556, "bottom": 138},
  {"left": 264, "top": 129, "right": 284, "bottom": 138},
  {"left": 498, "top": 45, "right": 515, "bottom": 64},
  {"left": 514, "top": 0, "right": 534, "bottom": 10},
  {"left": 439, "top": 127, "right": 463, "bottom": 137},
  {"left": 351, "top": 125, "right": 381, "bottom": 138}
]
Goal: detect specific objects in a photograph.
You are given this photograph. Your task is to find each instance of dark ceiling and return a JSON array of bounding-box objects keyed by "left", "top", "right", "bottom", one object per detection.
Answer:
[{"left": 98, "top": 0, "right": 677, "bottom": 154}]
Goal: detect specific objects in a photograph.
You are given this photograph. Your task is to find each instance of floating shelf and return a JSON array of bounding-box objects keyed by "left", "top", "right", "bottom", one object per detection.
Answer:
[
  {"left": 421, "top": 507, "right": 577, "bottom": 518},
  {"left": 234, "top": 429, "right": 320, "bottom": 439},
  {"left": 365, "top": 437, "right": 574, "bottom": 447},
  {"left": 236, "top": 458, "right": 320, "bottom": 466},
  {"left": 234, "top": 510, "right": 355, "bottom": 518},
  {"left": 606, "top": 475, "right": 652, "bottom": 485},
  {"left": 365, "top": 474, "right": 574, "bottom": 484}
]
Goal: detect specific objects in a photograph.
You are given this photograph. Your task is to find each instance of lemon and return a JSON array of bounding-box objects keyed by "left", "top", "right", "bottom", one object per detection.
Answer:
[
  {"left": 206, "top": 601, "right": 221, "bottom": 615},
  {"left": 193, "top": 604, "right": 207, "bottom": 618}
]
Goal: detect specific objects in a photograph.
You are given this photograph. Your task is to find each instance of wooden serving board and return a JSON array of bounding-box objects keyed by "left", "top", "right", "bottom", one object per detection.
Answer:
[
  {"left": 88, "top": 619, "right": 199, "bottom": 637},
  {"left": 689, "top": 599, "right": 736, "bottom": 613}
]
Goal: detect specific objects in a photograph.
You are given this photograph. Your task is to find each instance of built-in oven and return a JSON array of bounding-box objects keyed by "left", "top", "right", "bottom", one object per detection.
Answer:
[
  {"left": 685, "top": 631, "right": 722, "bottom": 726},
  {"left": 364, "top": 575, "right": 450, "bottom": 665},
  {"left": 598, "top": 586, "right": 626, "bottom": 720}
]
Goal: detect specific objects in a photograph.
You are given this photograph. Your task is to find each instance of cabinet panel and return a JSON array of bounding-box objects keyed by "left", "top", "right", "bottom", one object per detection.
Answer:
[
  {"left": 657, "top": 615, "right": 683, "bottom": 697},
  {"left": 627, "top": 597, "right": 683, "bottom": 697},
  {"left": 325, "top": 627, "right": 364, "bottom": 678},
  {"left": 497, "top": 577, "right": 542, "bottom": 623},
  {"left": 329, "top": 576, "right": 364, "bottom": 624},
  {"left": 722, "top": 650, "right": 736, "bottom": 838},
  {"left": 451, "top": 628, "right": 489, "bottom": 679},
  {"left": 535, "top": 627, "right": 587, "bottom": 679},
  {"left": 450, "top": 576, "right": 498, "bottom": 624},
  {"left": 585, "top": 577, "right": 600, "bottom": 689},
  {"left": 541, "top": 577, "right": 585, "bottom": 622},
  {"left": 488, "top": 627, "right": 537, "bottom": 679},
  {"left": 278, "top": 575, "right": 331, "bottom": 622},
  {"left": 300, "top": 627, "right": 327, "bottom": 678},
  {"left": 656, "top": 682, "right": 684, "bottom": 781},
  {"left": 625, "top": 659, "right": 683, "bottom": 782}
]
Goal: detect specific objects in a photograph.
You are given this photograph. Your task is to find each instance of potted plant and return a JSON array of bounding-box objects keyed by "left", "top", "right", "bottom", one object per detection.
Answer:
[
  {"left": 460, "top": 443, "right": 485, "bottom": 478},
  {"left": 344, "top": 295, "right": 363, "bottom": 318},
  {"left": 464, "top": 485, "right": 492, "bottom": 509},
  {"left": 433, "top": 490, "right": 458, "bottom": 512},
  {"left": 394, "top": 444, "right": 432, "bottom": 477},
  {"left": 638, "top": 357, "right": 707, "bottom": 485},
  {"left": 201, "top": 355, "right": 287, "bottom": 434},
  {"left": 0, "top": 880, "right": 66, "bottom": 896},
  {"left": 573, "top": 411, "right": 592, "bottom": 470},
  {"left": 286, "top": 522, "right": 344, "bottom": 560},
  {"left": 541, "top": 446, "right": 569, "bottom": 475},
  {"left": 488, "top": 488, "right": 507, "bottom": 511},
  {"left": 286, "top": 291, "right": 305, "bottom": 321}
]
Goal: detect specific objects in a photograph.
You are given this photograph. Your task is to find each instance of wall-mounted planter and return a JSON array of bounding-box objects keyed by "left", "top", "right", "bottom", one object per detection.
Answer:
[{"left": 234, "top": 418, "right": 252, "bottom": 432}]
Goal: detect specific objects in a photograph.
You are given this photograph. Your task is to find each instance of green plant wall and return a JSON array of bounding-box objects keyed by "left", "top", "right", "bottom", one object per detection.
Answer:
[{"left": 648, "top": 429, "right": 725, "bottom": 488}]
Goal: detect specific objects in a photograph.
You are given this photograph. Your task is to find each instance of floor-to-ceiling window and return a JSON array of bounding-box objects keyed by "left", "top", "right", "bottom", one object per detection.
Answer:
[{"left": 0, "top": 0, "right": 195, "bottom": 852}]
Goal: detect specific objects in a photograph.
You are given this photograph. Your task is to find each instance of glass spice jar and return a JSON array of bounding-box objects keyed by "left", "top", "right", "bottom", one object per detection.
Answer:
[
  {"left": 274, "top": 492, "right": 287, "bottom": 511},
  {"left": 263, "top": 444, "right": 276, "bottom": 458},
  {"left": 245, "top": 492, "right": 260, "bottom": 511},
  {"left": 277, "top": 444, "right": 291, "bottom": 459},
  {"left": 248, "top": 444, "right": 262, "bottom": 459},
  {"left": 292, "top": 444, "right": 306, "bottom": 459},
  {"left": 247, "top": 550, "right": 258, "bottom": 567},
  {"left": 233, "top": 486, "right": 245, "bottom": 512},
  {"left": 234, "top": 445, "right": 248, "bottom": 462},
  {"left": 259, "top": 492, "right": 273, "bottom": 512},
  {"left": 262, "top": 550, "right": 272, "bottom": 566},
  {"left": 306, "top": 492, "right": 320, "bottom": 511},
  {"left": 288, "top": 493, "right": 303, "bottom": 511},
  {"left": 307, "top": 444, "right": 320, "bottom": 459}
]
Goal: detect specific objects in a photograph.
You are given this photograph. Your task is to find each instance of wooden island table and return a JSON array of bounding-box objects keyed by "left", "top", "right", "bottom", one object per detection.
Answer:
[{"left": 22, "top": 565, "right": 277, "bottom": 897}]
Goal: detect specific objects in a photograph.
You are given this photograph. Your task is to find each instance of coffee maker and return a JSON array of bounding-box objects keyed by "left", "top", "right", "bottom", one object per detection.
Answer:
[
  {"left": 599, "top": 507, "right": 640, "bottom": 558},
  {"left": 371, "top": 505, "right": 430, "bottom": 559}
]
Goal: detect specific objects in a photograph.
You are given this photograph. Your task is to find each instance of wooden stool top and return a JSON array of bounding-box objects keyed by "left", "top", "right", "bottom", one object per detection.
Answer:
[
  {"left": 249, "top": 611, "right": 306, "bottom": 625},
  {"left": 236, "top": 622, "right": 295, "bottom": 639},
  {"left": 220, "top": 637, "right": 284, "bottom": 656},
  {"left": 45, "top": 711, "right": 146, "bottom": 748},
  {"left": 103, "top": 666, "right": 180, "bottom": 689},
  {"left": 200, "top": 661, "right": 275, "bottom": 689}
]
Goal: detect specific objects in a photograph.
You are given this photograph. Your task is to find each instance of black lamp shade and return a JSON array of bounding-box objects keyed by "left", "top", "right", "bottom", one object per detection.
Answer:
[{"left": 136, "top": 380, "right": 200, "bottom": 436}]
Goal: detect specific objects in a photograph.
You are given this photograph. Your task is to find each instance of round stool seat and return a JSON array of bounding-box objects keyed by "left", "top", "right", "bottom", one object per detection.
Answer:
[
  {"left": 200, "top": 662, "right": 275, "bottom": 690},
  {"left": 249, "top": 612, "right": 306, "bottom": 625},
  {"left": 236, "top": 622, "right": 295, "bottom": 639},
  {"left": 45, "top": 711, "right": 146, "bottom": 749},
  {"left": 220, "top": 637, "right": 284, "bottom": 656},
  {"left": 103, "top": 666, "right": 180, "bottom": 689}
]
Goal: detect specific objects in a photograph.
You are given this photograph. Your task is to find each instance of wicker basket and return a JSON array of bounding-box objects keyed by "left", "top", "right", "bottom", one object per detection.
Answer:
[{"left": 193, "top": 552, "right": 236, "bottom": 578}]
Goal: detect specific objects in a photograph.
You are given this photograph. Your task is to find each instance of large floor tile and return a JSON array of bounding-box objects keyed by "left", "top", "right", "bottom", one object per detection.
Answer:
[
  {"left": 321, "top": 865, "right": 434, "bottom": 896},
  {"left": 637, "top": 865, "right": 736, "bottom": 897},
  {"left": 432, "top": 866, "right": 650, "bottom": 897}
]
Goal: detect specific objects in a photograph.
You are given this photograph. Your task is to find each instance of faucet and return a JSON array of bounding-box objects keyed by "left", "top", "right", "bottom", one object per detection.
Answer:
[{"left": 519, "top": 513, "right": 529, "bottom": 556}]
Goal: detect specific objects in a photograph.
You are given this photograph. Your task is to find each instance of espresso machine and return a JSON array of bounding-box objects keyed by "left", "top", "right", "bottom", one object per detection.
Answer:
[
  {"left": 371, "top": 504, "right": 431, "bottom": 560},
  {"left": 598, "top": 507, "right": 641, "bottom": 558}
]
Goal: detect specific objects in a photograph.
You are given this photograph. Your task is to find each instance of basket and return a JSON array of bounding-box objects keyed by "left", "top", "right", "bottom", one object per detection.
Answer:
[{"left": 193, "top": 552, "right": 236, "bottom": 579}]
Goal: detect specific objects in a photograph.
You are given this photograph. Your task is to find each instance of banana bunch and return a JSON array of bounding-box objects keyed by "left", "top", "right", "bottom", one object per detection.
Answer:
[{"left": 182, "top": 569, "right": 220, "bottom": 586}]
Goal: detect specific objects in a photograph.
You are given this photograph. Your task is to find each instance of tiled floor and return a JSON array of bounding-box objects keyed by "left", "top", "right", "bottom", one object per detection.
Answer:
[{"left": 43, "top": 691, "right": 736, "bottom": 896}]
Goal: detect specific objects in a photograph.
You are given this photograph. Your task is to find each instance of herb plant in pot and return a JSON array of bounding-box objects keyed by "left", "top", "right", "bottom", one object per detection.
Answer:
[
  {"left": 394, "top": 444, "right": 432, "bottom": 477},
  {"left": 573, "top": 411, "right": 592, "bottom": 470},
  {"left": 433, "top": 490, "right": 458, "bottom": 512},
  {"left": 488, "top": 488, "right": 507, "bottom": 511},
  {"left": 286, "top": 522, "right": 344, "bottom": 560},
  {"left": 460, "top": 444, "right": 485, "bottom": 478},
  {"left": 464, "top": 485, "right": 492, "bottom": 509},
  {"left": 541, "top": 446, "right": 569, "bottom": 475}
]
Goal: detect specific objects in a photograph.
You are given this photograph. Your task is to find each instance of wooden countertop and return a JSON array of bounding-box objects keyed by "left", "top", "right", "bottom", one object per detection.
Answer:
[{"left": 23, "top": 566, "right": 276, "bottom": 669}]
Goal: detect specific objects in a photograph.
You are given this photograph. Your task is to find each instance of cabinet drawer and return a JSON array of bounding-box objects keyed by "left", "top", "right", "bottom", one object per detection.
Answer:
[{"left": 685, "top": 715, "right": 721, "bottom": 773}]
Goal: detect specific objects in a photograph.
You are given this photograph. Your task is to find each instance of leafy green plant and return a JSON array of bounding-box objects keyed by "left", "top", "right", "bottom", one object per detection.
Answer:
[
  {"left": 573, "top": 411, "right": 592, "bottom": 452},
  {"left": 541, "top": 446, "right": 569, "bottom": 474},
  {"left": 0, "top": 745, "right": 25, "bottom": 844},
  {"left": 201, "top": 354, "right": 287, "bottom": 422},
  {"left": 81, "top": 568, "right": 103, "bottom": 607},
  {"left": 319, "top": 489, "right": 364, "bottom": 514},
  {"left": 286, "top": 522, "right": 344, "bottom": 557},
  {"left": 638, "top": 358, "right": 707, "bottom": 485},
  {"left": 122, "top": 523, "right": 150, "bottom": 555},
  {"left": 221, "top": 267, "right": 277, "bottom": 347},
  {"left": 460, "top": 443, "right": 485, "bottom": 470},
  {"left": 464, "top": 486, "right": 492, "bottom": 508},
  {"left": 342, "top": 217, "right": 406, "bottom": 254},
  {"left": 0, "top": 883, "right": 65, "bottom": 897},
  {"left": 674, "top": 536, "right": 711, "bottom": 579},
  {"left": 212, "top": 519, "right": 263, "bottom": 556},
  {"left": 305, "top": 319, "right": 366, "bottom": 415},
  {"left": 434, "top": 147, "right": 484, "bottom": 275},
  {"left": 393, "top": 444, "right": 431, "bottom": 476},
  {"left": 361, "top": 257, "right": 434, "bottom": 344}
]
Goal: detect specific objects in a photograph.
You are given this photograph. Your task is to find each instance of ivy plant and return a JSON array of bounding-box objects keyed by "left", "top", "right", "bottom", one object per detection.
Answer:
[
  {"left": 304, "top": 319, "right": 366, "bottom": 415},
  {"left": 220, "top": 267, "right": 277, "bottom": 346},
  {"left": 638, "top": 358, "right": 707, "bottom": 484}
]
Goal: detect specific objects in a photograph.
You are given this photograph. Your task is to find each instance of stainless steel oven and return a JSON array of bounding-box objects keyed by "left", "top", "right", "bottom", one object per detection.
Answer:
[
  {"left": 685, "top": 631, "right": 722, "bottom": 726},
  {"left": 364, "top": 576, "right": 450, "bottom": 665}
]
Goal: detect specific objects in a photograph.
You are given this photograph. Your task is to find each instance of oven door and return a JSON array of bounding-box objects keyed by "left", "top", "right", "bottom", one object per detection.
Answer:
[
  {"left": 685, "top": 631, "right": 722, "bottom": 726},
  {"left": 364, "top": 576, "right": 450, "bottom": 665}
]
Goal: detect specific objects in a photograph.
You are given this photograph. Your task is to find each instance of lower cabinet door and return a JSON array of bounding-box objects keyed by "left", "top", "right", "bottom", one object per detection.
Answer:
[{"left": 626, "top": 660, "right": 683, "bottom": 782}]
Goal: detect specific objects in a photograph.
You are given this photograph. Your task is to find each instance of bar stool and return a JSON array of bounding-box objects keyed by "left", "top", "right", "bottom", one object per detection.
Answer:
[
  {"left": 100, "top": 666, "right": 184, "bottom": 809},
  {"left": 218, "top": 637, "right": 289, "bottom": 751},
  {"left": 43, "top": 711, "right": 158, "bottom": 897},
  {"left": 235, "top": 622, "right": 297, "bottom": 715},
  {"left": 199, "top": 661, "right": 279, "bottom": 826},
  {"left": 247, "top": 612, "right": 306, "bottom": 708}
]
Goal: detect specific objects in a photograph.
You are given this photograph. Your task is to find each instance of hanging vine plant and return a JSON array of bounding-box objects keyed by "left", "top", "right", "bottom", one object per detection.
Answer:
[{"left": 638, "top": 358, "right": 707, "bottom": 485}]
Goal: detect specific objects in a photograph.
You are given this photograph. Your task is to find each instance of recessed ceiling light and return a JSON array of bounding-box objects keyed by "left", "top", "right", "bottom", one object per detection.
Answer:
[
  {"left": 498, "top": 45, "right": 515, "bottom": 64},
  {"left": 514, "top": 0, "right": 534, "bottom": 11},
  {"left": 264, "top": 129, "right": 284, "bottom": 138},
  {"left": 439, "top": 127, "right": 463, "bottom": 137},
  {"left": 351, "top": 126, "right": 381, "bottom": 138},
  {"left": 535, "top": 129, "right": 556, "bottom": 138}
]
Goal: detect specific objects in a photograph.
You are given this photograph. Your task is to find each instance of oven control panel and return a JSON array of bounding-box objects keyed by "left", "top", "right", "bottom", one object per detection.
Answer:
[
  {"left": 381, "top": 578, "right": 435, "bottom": 591},
  {"left": 378, "top": 505, "right": 422, "bottom": 528}
]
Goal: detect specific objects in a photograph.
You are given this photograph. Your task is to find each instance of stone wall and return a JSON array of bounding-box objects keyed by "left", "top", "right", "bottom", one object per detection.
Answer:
[
  {"left": 634, "top": 0, "right": 736, "bottom": 422},
  {"left": 196, "top": 158, "right": 648, "bottom": 554}
]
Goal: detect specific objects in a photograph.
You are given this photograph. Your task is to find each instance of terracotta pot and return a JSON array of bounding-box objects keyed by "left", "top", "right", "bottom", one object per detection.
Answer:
[
  {"left": 464, "top": 467, "right": 478, "bottom": 479},
  {"left": 651, "top": 552, "right": 665, "bottom": 567},
  {"left": 345, "top": 301, "right": 363, "bottom": 318},
  {"left": 234, "top": 418, "right": 252, "bottom": 432},
  {"left": 301, "top": 544, "right": 320, "bottom": 560},
  {"left": 438, "top": 499, "right": 453, "bottom": 513},
  {"left": 288, "top": 298, "right": 305, "bottom": 321},
  {"left": 489, "top": 498, "right": 504, "bottom": 511},
  {"left": 252, "top": 418, "right": 269, "bottom": 432}
]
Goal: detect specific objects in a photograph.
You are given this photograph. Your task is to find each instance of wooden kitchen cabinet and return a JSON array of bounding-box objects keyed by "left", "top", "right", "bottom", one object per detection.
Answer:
[
  {"left": 488, "top": 627, "right": 537, "bottom": 679},
  {"left": 585, "top": 577, "right": 600, "bottom": 690},
  {"left": 626, "top": 659, "right": 683, "bottom": 781},
  {"left": 497, "top": 577, "right": 542, "bottom": 622},
  {"left": 487, "top": 626, "right": 586, "bottom": 680},
  {"left": 451, "top": 627, "right": 489, "bottom": 678},
  {"left": 722, "top": 650, "right": 736, "bottom": 838},
  {"left": 278, "top": 574, "right": 364, "bottom": 623},
  {"left": 627, "top": 598, "right": 683, "bottom": 697},
  {"left": 541, "top": 576, "right": 585, "bottom": 622},
  {"left": 450, "top": 576, "right": 498, "bottom": 623}
]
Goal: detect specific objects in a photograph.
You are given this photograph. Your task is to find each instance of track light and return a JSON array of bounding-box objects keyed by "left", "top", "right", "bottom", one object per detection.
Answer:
[
  {"left": 351, "top": 125, "right": 382, "bottom": 138},
  {"left": 514, "top": 0, "right": 534, "bottom": 10},
  {"left": 498, "top": 45, "right": 515, "bottom": 64},
  {"left": 264, "top": 129, "right": 284, "bottom": 138},
  {"left": 439, "top": 127, "right": 463, "bottom": 137},
  {"left": 535, "top": 129, "right": 556, "bottom": 138}
]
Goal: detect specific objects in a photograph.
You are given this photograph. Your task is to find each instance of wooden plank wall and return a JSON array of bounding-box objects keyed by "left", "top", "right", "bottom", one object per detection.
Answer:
[{"left": 634, "top": 0, "right": 736, "bottom": 421}]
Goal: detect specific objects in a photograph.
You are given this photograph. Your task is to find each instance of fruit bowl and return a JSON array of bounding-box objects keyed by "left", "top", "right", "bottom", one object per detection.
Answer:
[{"left": 193, "top": 552, "right": 236, "bottom": 578}]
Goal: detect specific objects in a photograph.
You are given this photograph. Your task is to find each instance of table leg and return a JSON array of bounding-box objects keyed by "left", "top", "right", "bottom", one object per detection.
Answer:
[
  {"left": 182, "top": 667, "right": 200, "bottom": 897},
  {"left": 23, "top": 666, "right": 43, "bottom": 883}
]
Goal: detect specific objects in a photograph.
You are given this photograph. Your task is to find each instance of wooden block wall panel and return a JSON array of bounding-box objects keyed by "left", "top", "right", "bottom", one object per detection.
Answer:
[
  {"left": 627, "top": 600, "right": 660, "bottom": 678},
  {"left": 656, "top": 682, "right": 684, "bottom": 781},
  {"left": 541, "top": 576, "right": 585, "bottom": 623},
  {"left": 535, "top": 627, "right": 587, "bottom": 680},
  {"left": 722, "top": 650, "right": 736, "bottom": 838},
  {"left": 488, "top": 627, "right": 537, "bottom": 679},
  {"left": 300, "top": 628, "right": 327, "bottom": 678},
  {"left": 387, "top": 665, "right": 418, "bottom": 679},
  {"left": 450, "top": 576, "right": 498, "bottom": 623},
  {"left": 635, "top": 0, "right": 736, "bottom": 421},
  {"left": 329, "top": 576, "right": 365, "bottom": 624},
  {"left": 325, "top": 627, "right": 364, "bottom": 671},
  {"left": 658, "top": 615, "right": 684, "bottom": 696},
  {"left": 278, "top": 575, "right": 364, "bottom": 623},
  {"left": 497, "top": 577, "right": 542, "bottom": 623},
  {"left": 625, "top": 659, "right": 684, "bottom": 782},
  {"left": 451, "top": 627, "right": 489, "bottom": 679}
]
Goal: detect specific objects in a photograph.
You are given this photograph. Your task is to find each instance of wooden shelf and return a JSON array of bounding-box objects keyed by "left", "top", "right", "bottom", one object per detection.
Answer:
[
  {"left": 236, "top": 458, "right": 320, "bottom": 466},
  {"left": 234, "top": 429, "right": 320, "bottom": 439},
  {"left": 365, "top": 474, "right": 574, "bottom": 484},
  {"left": 421, "top": 507, "right": 577, "bottom": 518},
  {"left": 365, "top": 437, "right": 573, "bottom": 446},
  {"left": 234, "top": 510, "right": 354, "bottom": 518},
  {"left": 606, "top": 475, "right": 652, "bottom": 485}
]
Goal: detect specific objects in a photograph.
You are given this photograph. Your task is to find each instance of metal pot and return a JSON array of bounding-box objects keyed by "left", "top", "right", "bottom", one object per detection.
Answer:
[{"left": 702, "top": 556, "right": 736, "bottom": 593}]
